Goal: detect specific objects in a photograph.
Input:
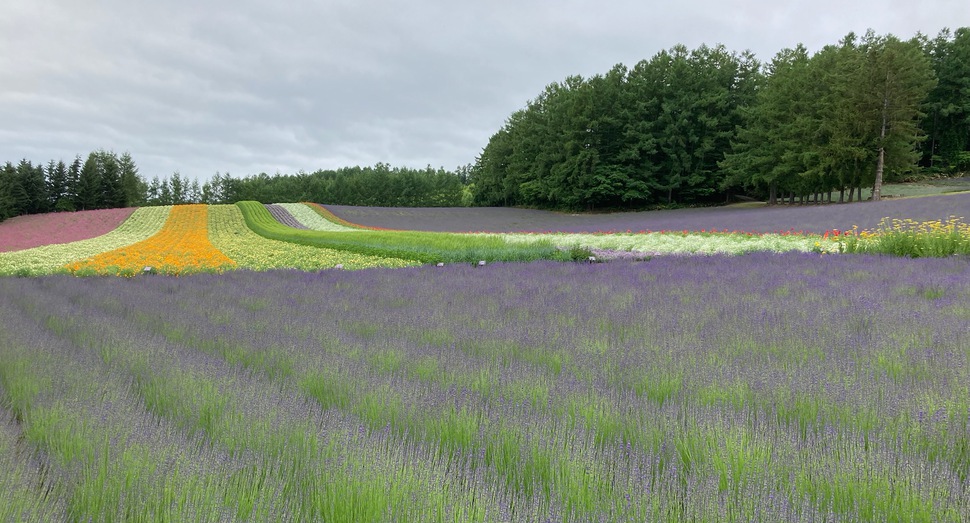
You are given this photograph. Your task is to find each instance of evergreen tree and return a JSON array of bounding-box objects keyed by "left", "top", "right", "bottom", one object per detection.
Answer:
[
  {"left": 75, "top": 152, "right": 102, "bottom": 210},
  {"left": 0, "top": 162, "right": 19, "bottom": 220},
  {"left": 46, "top": 159, "right": 72, "bottom": 211},
  {"left": 859, "top": 32, "right": 937, "bottom": 200},
  {"left": 118, "top": 152, "right": 145, "bottom": 206}
]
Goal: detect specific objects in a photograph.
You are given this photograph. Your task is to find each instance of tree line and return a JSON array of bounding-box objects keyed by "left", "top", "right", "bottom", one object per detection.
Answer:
[
  {"left": 0, "top": 151, "right": 144, "bottom": 221},
  {"left": 0, "top": 151, "right": 469, "bottom": 223},
  {"left": 470, "top": 28, "right": 969, "bottom": 210}
]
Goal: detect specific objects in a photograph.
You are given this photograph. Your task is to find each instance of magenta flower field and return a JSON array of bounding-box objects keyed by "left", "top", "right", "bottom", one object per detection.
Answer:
[{"left": 0, "top": 207, "right": 136, "bottom": 253}]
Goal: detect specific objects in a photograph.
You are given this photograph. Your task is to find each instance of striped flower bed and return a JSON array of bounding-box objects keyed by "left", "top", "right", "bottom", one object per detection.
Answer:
[
  {"left": 275, "top": 203, "right": 357, "bottom": 232},
  {"left": 265, "top": 204, "right": 310, "bottom": 230},
  {"left": 0, "top": 207, "right": 137, "bottom": 253},
  {"left": 66, "top": 205, "right": 235, "bottom": 276},
  {"left": 0, "top": 207, "right": 171, "bottom": 276},
  {"left": 208, "top": 205, "right": 417, "bottom": 271}
]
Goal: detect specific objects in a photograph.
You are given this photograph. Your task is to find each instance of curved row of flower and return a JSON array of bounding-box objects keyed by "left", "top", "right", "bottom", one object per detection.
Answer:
[
  {"left": 66, "top": 205, "right": 235, "bottom": 276},
  {"left": 273, "top": 203, "right": 358, "bottom": 231},
  {"left": 208, "top": 205, "right": 417, "bottom": 271},
  {"left": 487, "top": 229, "right": 826, "bottom": 257},
  {"left": 0, "top": 206, "right": 172, "bottom": 276},
  {"left": 0, "top": 207, "right": 137, "bottom": 253}
]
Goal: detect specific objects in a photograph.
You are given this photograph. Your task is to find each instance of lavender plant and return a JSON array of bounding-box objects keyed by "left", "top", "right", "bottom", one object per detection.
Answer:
[{"left": 1, "top": 253, "right": 968, "bottom": 521}]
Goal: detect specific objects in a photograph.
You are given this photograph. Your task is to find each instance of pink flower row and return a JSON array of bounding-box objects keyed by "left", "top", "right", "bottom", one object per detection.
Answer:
[{"left": 0, "top": 208, "right": 137, "bottom": 253}]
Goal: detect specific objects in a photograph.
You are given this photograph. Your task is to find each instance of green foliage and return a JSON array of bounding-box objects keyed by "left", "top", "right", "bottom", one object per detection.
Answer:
[
  {"left": 472, "top": 43, "right": 760, "bottom": 210},
  {"left": 841, "top": 217, "right": 970, "bottom": 257},
  {"left": 236, "top": 200, "right": 574, "bottom": 263}
]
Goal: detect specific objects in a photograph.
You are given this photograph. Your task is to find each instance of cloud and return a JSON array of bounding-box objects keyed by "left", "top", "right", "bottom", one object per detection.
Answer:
[{"left": 1, "top": 0, "right": 966, "bottom": 181}]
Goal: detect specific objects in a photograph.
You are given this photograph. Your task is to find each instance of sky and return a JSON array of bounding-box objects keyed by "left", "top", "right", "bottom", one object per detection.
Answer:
[{"left": 2, "top": 1, "right": 967, "bottom": 182}]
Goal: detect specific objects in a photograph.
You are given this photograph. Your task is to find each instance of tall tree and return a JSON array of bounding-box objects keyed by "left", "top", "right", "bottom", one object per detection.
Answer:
[
  {"left": 46, "top": 160, "right": 71, "bottom": 211},
  {"left": 721, "top": 46, "right": 808, "bottom": 204},
  {"left": 859, "top": 32, "right": 937, "bottom": 200},
  {"left": 97, "top": 151, "right": 124, "bottom": 209},
  {"left": 118, "top": 152, "right": 145, "bottom": 206},
  {"left": 169, "top": 172, "right": 185, "bottom": 204},
  {"left": 921, "top": 28, "right": 970, "bottom": 171},
  {"left": 0, "top": 162, "right": 19, "bottom": 220},
  {"left": 75, "top": 153, "right": 102, "bottom": 210}
]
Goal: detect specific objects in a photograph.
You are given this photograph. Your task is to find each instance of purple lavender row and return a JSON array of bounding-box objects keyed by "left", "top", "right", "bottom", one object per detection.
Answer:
[
  {"left": 325, "top": 191, "right": 970, "bottom": 233},
  {"left": 265, "top": 203, "right": 309, "bottom": 229}
]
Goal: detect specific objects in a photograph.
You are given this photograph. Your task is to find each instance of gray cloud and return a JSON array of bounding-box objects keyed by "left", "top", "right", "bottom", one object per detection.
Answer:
[{"left": 2, "top": 0, "right": 966, "bottom": 181}]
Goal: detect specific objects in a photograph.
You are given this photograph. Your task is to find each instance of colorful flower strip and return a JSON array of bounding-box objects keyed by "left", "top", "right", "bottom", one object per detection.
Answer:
[
  {"left": 0, "top": 207, "right": 172, "bottom": 276},
  {"left": 0, "top": 207, "right": 137, "bottom": 253},
  {"left": 835, "top": 216, "right": 970, "bottom": 256},
  {"left": 208, "top": 205, "right": 418, "bottom": 271},
  {"left": 66, "top": 205, "right": 235, "bottom": 276},
  {"left": 275, "top": 203, "right": 357, "bottom": 232},
  {"left": 265, "top": 204, "right": 310, "bottom": 229}
]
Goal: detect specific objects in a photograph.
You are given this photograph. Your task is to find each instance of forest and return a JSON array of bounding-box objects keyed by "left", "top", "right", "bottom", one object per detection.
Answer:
[
  {"left": 471, "top": 28, "right": 969, "bottom": 209},
  {"left": 1, "top": 28, "right": 968, "bottom": 222}
]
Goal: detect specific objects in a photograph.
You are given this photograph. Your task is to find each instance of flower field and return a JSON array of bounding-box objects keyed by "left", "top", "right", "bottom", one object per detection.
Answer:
[
  {"left": 0, "top": 206, "right": 171, "bottom": 276},
  {"left": 66, "top": 204, "right": 236, "bottom": 276},
  {"left": 208, "top": 205, "right": 417, "bottom": 271},
  {"left": 495, "top": 230, "right": 822, "bottom": 257},
  {"left": 0, "top": 207, "right": 136, "bottom": 253},
  {"left": 274, "top": 203, "right": 358, "bottom": 231},
  {"left": 1, "top": 198, "right": 969, "bottom": 275},
  {"left": 1, "top": 254, "right": 968, "bottom": 521}
]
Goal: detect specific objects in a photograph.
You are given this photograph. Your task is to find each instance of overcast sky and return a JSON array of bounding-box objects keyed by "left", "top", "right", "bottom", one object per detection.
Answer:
[{"left": 2, "top": 1, "right": 967, "bottom": 182}]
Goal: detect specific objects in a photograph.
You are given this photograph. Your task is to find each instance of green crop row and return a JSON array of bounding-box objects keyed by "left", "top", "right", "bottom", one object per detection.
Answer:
[{"left": 236, "top": 201, "right": 587, "bottom": 264}]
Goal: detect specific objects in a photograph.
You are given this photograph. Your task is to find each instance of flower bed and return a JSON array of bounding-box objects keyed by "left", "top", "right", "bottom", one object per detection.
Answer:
[
  {"left": 275, "top": 203, "right": 356, "bottom": 231},
  {"left": 0, "top": 207, "right": 136, "bottom": 252},
  {"left": 65, "top": 205, "right": 234, "bottom": 276},
  {"left": 0, "top": 207, "right": 171, "bottom": 276},
  {"left": 208, "top": 205, "right": 417, "bottom": 271},
  {"left": 492, "top": 230, "right": 824, "bottom": 256},
  {"left": 265, "top": 204, "right": 309, "bottom": 229}
]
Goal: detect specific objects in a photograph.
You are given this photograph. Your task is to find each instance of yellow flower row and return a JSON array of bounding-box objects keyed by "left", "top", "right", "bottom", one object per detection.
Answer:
[
  {"left": 207, "top": 205, "right": 417, "bottom": 271},
  {"left": 66, "top": 205, "right": 236, "bottom": 275}
]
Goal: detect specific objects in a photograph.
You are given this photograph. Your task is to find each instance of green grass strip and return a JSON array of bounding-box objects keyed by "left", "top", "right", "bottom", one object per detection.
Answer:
[{"left": 236, "top": 201, "right": 584, "bottom": 264}]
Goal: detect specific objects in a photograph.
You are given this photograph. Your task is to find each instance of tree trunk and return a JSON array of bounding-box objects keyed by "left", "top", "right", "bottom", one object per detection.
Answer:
[
  {"left": 873, "top": 88, "right": 889, "bottom": 202},
  {"left": 839, "top": 187, "right": 845, "bottom": 203},
  {"left": 789, "top": 192, "right": 795, "bottom": 205},
  {"left": 768, "top": 182, "right": 777, "bottom": 206}
]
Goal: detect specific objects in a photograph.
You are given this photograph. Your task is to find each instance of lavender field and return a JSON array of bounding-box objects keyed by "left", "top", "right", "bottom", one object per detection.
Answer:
[
  {"left": 327, "top": 191, "right": 970, "bottom": 233},
  {"left": 1, "top": 253, "right": 968, "bottom": 521}
]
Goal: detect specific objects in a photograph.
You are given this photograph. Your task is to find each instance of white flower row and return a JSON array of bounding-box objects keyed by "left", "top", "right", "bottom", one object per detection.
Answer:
[{"left": 486, "top": 231, "right": 822, "bottom": 255}]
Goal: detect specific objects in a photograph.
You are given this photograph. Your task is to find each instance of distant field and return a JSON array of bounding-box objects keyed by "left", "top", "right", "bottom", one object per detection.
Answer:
[{"left": 326, "top": 191, "right": 970, "bottom": 234}]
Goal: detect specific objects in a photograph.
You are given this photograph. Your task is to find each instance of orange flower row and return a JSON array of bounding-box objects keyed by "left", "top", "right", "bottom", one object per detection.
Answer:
[{"left": 66, "top": 204, "right": 236, "bottom": 275}]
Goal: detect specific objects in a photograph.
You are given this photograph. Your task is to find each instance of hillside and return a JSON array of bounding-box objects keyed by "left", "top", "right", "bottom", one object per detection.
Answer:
[{"left": 1, "top": 195, "right": 968, "bottom": 276}]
